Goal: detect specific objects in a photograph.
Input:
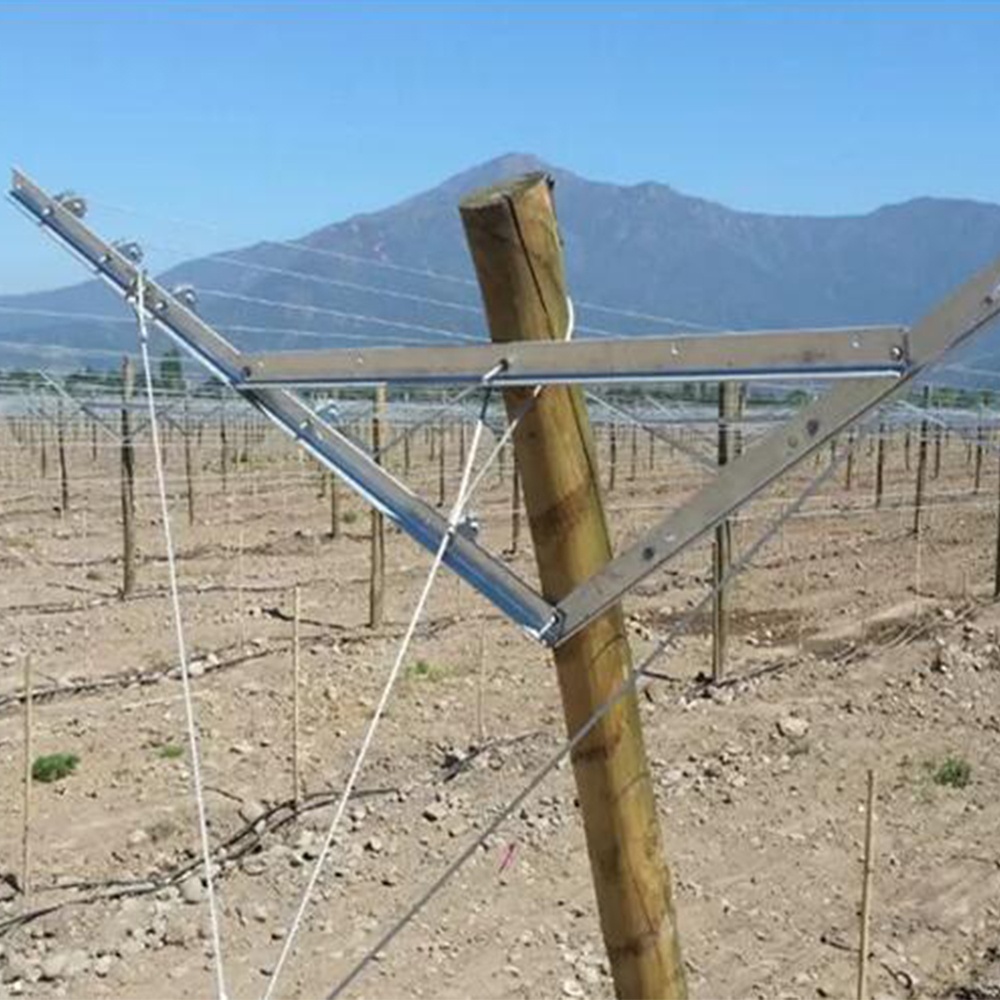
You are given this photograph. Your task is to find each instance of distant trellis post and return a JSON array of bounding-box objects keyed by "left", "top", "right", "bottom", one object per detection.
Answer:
[
  {"left": 712, "top": 380, "right": 742, "bottom": 681},
  {"left": 120, "top": 355, "right": 137, "bottom": 598}
]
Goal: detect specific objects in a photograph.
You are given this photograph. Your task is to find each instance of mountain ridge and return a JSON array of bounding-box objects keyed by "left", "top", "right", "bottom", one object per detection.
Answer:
[{"left": 4, "top": 152, "right": 1000, "bottom": 371}]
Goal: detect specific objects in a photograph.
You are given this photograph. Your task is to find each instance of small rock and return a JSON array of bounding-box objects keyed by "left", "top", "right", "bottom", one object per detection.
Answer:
[
  {"left": 562, "top": 978, "right": 585, "bottom": 998},
  {"left": 93, "top": 955, "right": 113, "bottom": 978},
  {"left": 239, "top": 800, "right": 266, "bottom": 825},
  {"left": 179, "top": 876, "right": 205, "bottom": 905},
  {"left": 127, "top": 829, "right": 149, "bottom": 848},
  {"left": 777, "top": 716, "right": 810, "bottom": 739}
]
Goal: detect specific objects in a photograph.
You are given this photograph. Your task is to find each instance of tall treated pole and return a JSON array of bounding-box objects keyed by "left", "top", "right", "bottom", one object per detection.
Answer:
[
  {"left": 369, "top": 385, "right": 387, "bottom": 628},
  {"left": 712, "top": 381, "right": 742, "bottom": 681},
  {"left": 912, "top": 387, "right": 931, "bottom": 537},
  {"left": 120, "top": 356, "right": 137, "bottom": 598},
  {"left": 461, "top": 173, "right": 686, "bottom": 1000},
  {"left": 844, "top": 428, "right": 855, "bottom": 492}
]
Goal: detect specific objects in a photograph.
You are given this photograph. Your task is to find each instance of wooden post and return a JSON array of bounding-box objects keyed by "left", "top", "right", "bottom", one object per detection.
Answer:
[
  {"left": 629, "top": 421, "right": 638, "bottom": 481},
  {"left": 369, "top": 386, "right": 387, "bottom": 628},
  {"left": 292, "top": 586, "right": 302, "bottom": 809},
  {"left": 874, "top": 419, "right": 886, "bottom": 509},
  {"left": 933, "top": 422, "right": 942, "bottom": 479},
  {"left": 461, "top": 173, "right": 686, "bottom": 1000},
  {"left": 403, "top": 423, "right": 412, "bottom": 478},
  {"left": 329, "top": 473, "right": 340, "bottom": 539},
  {"left": 993, "top": 447, "right": 1000, "bottom": 600},
  {"left": 183, "top": 394, "right": 196, "bottom": 527},
  {"left": 22, "top": 655, "right": 32, "bottom": 908},
  {"left": 844, "top": 428, "right": 855, "bottom": 492},
  {"left": 904, "top": 426, "right": 911, "bottom": 472},
  {"left": 437, "top": 419, "right": 446, "bottom": 508},
  {"left": 57, "top": 398, "right": 69, "bottom": 516},
  {"left": 608, "top": 421, "right": 618, "bottom": 492},
  {"left": 219, "top": 403, "right": 229, "bottom": 494},
  {"left": 120, "top": 356, "right": 137, "bottom": 598},
  {"left": 510, "top": 459, "right": 521, "bottom": 555},
  {"left": 90, "top": 419, "right": 98, "bottom": 463},
  {"left": 648, "top": 428, "right": 656, "bottom": 471},
  {"left": 913, "top": 387, "right": 931, "bottom": 537},
  {"left": 856, "top": 769, "right": 876, "bottom": 1000},
  {"left": 712, "top": 381, "right": 741, "bottom": 681},
  {"left": 975, "top": 408, "right": 985, "bottom": 493}
]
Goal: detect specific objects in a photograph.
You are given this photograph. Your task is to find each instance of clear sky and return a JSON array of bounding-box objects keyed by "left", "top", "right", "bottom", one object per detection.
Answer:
[{"left": 1, "top": 1, "right": 999, "bottom": 293}]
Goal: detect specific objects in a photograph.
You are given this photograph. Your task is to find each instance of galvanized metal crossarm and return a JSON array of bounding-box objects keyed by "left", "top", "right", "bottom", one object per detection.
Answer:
[{"left": 239, "top": 326, "right": 910, "bottom": 388}]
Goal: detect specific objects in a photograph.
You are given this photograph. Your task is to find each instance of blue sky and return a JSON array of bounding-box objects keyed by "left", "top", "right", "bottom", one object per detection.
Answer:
[{"left": 1, "top": 1, "right": 999, "bottom": 293}]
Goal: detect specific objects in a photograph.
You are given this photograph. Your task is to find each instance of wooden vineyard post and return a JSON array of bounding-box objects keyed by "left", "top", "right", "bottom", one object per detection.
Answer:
[
  {"left": 874, "top": 419, "right": 886, "bottom": 509},
  {"left": 608, "top": 421, "right": 618, "bottom": 492},
  {"left": 913, "top": 386, "right": 931, "bottom": 537},
  {"left": 292, "top": 585, "right": 302, "bottom": 809},
  {"left": 510, "top": 459, "right": 521, "bottom": 555},
  {"left": 856, "top": 769, "right": 877, "bottom": 1000},
  {"left": 975, "top": 402, "right": 986, "bottom": 493},
  {"left": 57, "top": 398, "right": 69, "bottom": 516},
  {"left": 219, "top": 401, "right": 229, "bottom": 494},
  {"left": 461, "top": 173, "right": 687, "bottom": 1000},
  {"left": 120, "top": 356, "right": 137, "bottom": 598},
  {"left": 994, "top": 447, "right": 1000, "bottom": 600},
  {"left": 369, "top": 385, "right": 387, "bottom": 629},
  {"left": 712, "top": 381, "right": 742, "bottom": 681},
  {"left": 845, "top": 428, "right": 855, "bottom": 492},
  {"left": 22, "top": 655, "right": 32, "bottom": 908},
  {"left": 183, "top": 393, "right": 196, "bottom": 527},
  {"left": 629, "top": 422, "right": 638, "bottom": 481},
  {"left": 437, "top": 419, "right": 446, "bottom": 508},
  {"left": 329, "top": 473, "right": 340, "bottom": 539}
]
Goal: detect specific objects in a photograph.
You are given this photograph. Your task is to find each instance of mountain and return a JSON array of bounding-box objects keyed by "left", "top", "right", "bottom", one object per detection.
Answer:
[{"left": 4, "top": 152, "right": 1000, "bottom": 373}]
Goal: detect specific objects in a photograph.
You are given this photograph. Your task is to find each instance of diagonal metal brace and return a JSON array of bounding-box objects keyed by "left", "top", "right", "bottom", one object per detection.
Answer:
[
  {"left": 554, "top": 256, "right": 1000, "bottom": 643},
  {"left": 9, "top": 169, "right": 557, "bottom": 640}
]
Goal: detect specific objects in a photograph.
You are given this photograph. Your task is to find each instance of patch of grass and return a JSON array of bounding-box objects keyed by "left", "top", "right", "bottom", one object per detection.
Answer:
[
  {"left": 157, "top": 743, "right": 184, "bottom": 760},
  {"left": 406, "top": 658, "right": 446, "bottom": 682},
  {"left": 31, "top": 752, "right": 79, "bottom": 783},
  {"left": 932, "top": 756, "right": 972, "bottom": 789},
  {"left": 341, "top": 510, "right": 358, "bottom": 525}
]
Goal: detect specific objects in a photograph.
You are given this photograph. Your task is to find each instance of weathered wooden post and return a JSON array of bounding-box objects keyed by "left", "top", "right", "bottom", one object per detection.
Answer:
[
  {"left": 608, "top": 421, "right": 618, "bottom": 492},
  {"left": 629, "top": 421, "right": 638, "bottom": 481},
  {"left": 874, "top": 419, "right": 886, "bottom": 509},
  {"left": 219, "top": 402, "right": 229, "bottom": 494},
  {"left": 57, "top": 398, "right": 69, "bottom": 516},
  {"left": 461, "top": 173, "right": 686, "bottom": 1000},
  {"left": 845, "top": 428, "right": 855, "bottom": 492},
  {"left": 329, "top": 473, "right": 340, "bottom": 539},
  {"left": 120, "top": 356, "right": 137, "bottom": 598},
  {"left": 437, "top": 419, "right": 446, "bottom": 508},
  {"left": 712, "top": 381, "right": 742, "bottom": 681},
  {"left": 183, "top": 393, "right": 196, "bottom": 527},
  {"left": 975, "top": 402, "right": 986, "bottom": 493},
  {"left": 913, "top": 386, "right": 931, "bottom": 537},
  {"left": 369, "top": 386, "right": 387, "bottom": 628},
  {"left": 510, "top": 459, "right": 521, "bottom": 555}
]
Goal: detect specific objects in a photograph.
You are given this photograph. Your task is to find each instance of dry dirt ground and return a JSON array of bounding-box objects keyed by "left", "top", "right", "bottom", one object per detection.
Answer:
[{"left": 2, "top": 407, "right": 1000, "bottom": 1000}]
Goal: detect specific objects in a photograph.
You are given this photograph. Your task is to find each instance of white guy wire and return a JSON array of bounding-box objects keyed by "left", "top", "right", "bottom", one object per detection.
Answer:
[
  {"left": 261, "top": 363, "right": 504, "bottom": 1000},
  {"left": 132, "top": 273, "right": 228, "bottom": 1000}
]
